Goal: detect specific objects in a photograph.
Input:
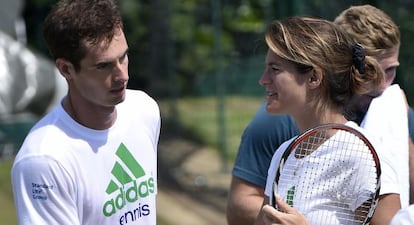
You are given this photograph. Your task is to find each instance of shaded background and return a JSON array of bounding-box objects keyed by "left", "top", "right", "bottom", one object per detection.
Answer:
[
  {"left": 1, "top": 0, "right": 414, "bottom": 224},
  {"left": 4, "top": 0, "right": 414, "bottom": 161}
]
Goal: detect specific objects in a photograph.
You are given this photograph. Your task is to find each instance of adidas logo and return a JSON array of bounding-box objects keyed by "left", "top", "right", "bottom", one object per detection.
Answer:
[{"left": 103, "top": 143, "right": 155, "bottom": 217}]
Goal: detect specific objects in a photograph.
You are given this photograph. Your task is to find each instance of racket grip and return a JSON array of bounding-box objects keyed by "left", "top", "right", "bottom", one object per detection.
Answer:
[{"left": 270, "top": 181, "right": 278, "bottom": 209}]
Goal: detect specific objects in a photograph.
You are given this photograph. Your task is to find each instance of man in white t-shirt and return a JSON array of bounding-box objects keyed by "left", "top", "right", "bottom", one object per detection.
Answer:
[{"left": 11, "top": 0, "right": 161, "bottom": 224}]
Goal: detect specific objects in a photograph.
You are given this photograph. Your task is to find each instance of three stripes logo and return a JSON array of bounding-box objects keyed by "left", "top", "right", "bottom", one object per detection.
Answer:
[{"left": 102, "top": 143, "right": 155, "bottom": 217}]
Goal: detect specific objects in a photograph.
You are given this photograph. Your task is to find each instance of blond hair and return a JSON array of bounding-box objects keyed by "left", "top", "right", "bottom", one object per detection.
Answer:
[{"left": 334, "top": 5, "right": 400, "bottom": 60}]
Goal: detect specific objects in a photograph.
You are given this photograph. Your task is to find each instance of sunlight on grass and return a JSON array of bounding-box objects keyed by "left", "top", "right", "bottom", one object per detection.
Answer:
[{"left": 159, "top": 95, "right": 263, "bottom": 162}]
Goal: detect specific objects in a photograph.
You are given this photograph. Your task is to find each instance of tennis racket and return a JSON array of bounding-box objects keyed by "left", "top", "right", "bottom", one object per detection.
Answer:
[{"left": 269, "top": 123, "right": 381, "bottom": 225}]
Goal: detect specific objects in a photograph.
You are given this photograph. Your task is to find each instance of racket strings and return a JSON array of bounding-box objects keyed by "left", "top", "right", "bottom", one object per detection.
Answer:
[
  {"left": 277, "top": 127, "right": 379, "bottom": 225},
  {"left": 296, "top": 130, "right": 329, "bottom": 158}
]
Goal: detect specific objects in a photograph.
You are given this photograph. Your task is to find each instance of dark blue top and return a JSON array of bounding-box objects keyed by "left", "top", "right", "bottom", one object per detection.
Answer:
[{"left": 232, "top": 102, "right": 299, "bottom": 187}]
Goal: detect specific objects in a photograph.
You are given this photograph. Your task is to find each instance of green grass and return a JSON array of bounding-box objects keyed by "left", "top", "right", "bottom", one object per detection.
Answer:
[
  {"left": 159, "top": 95, "right": 263, "bottom": 161},
  {"left": 0, "top": 96, "right": 263, "bottom": 224},
  {"left": 0, "top": 160, "right": 17, "bottom": 225}
]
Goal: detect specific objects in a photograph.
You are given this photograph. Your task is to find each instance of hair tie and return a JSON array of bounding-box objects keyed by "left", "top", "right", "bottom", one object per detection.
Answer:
[{"left": 352, "top": 43, "right": 365, "bottom": 74}]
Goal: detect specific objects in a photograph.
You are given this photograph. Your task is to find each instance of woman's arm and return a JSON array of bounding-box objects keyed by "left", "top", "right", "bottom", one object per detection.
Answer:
[{"left": 370, "top": 193, "right": 401, "bottom": 225}]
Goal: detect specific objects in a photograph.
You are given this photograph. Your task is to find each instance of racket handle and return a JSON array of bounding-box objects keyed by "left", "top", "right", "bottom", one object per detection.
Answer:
[{"left": 270, "top": 181, "right": 278, "bottom": 209}]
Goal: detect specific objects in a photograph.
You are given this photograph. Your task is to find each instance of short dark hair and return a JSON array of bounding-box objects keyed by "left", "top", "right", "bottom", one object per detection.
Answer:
[{"left": 43, "top": 0, "right": 124, "bottom": 71}]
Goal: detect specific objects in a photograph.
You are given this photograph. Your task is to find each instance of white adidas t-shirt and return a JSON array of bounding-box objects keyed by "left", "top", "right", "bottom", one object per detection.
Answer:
[
  {"left": 11, "top": 89, "right": 160, "bottom": 225},
  {"left": 264, "top": 121, "right": 399, "bottom": 225}
]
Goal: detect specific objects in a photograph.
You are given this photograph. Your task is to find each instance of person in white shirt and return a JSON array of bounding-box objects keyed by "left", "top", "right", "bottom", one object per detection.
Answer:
[
  {"left": 11, "top": 0, "right": 161, "bottom": 224},
  {"left": 227, "top": 5, "right": 412, "bottom": 225},
  {"left": 254, "top": 16, "right": 400, "bottom": 225}
]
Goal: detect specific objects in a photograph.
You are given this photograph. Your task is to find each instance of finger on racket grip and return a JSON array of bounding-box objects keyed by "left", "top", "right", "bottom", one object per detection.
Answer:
[{"left": 273, "top": 192, "right": 293, "bottom": 214}]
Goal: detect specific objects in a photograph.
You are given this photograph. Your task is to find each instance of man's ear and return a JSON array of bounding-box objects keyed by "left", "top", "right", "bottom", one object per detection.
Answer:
[
  {"left": 55, "top": 58, "right": 75, "bottom": 80},
  {"left": 308, "top": 68, "right": 322, "bottom": 89}
]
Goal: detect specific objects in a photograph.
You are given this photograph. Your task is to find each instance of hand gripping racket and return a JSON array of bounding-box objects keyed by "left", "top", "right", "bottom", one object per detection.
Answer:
[{"left": 269, "top": 123, "right": 381, "bottom": 225}]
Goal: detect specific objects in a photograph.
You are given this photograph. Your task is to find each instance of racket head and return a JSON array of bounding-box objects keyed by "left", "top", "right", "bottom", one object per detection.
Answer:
[{"left": 270, "top": 123, "right": 381, "bottom": 225}]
